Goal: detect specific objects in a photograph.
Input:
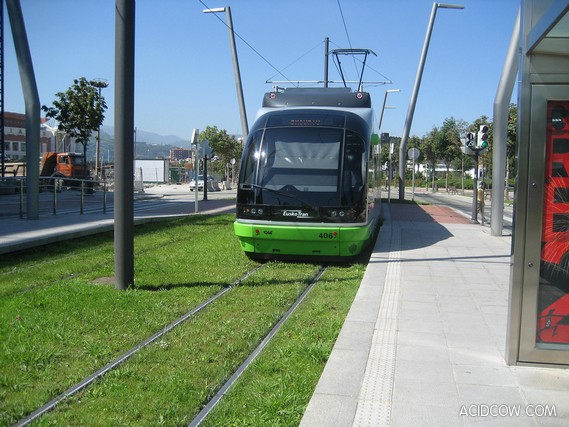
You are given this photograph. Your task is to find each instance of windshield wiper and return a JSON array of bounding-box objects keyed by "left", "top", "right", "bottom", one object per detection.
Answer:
[{"left": 248, "top": 184, "right": 319, "bottom": 213}]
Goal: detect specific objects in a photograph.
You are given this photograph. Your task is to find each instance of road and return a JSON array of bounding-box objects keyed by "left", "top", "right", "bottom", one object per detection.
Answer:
[
  {"left": 0, "top": 184, "right": 237, "bottom": 219},
  {"left": 1, "top": 184, "right": 513, "bottom": 234}
]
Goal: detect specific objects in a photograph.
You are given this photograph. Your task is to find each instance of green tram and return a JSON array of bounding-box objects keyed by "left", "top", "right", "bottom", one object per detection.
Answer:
[{"left": 234, "top": 87, "right": 382, "bottom": 261}]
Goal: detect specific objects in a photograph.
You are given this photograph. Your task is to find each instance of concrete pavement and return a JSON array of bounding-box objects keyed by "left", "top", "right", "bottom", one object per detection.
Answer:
[
  {"left": 301, "top": 201, "right": 569, "bottom": 427},
  {"left": 0, "top": 184, "right": 237, "bottom": 254}
]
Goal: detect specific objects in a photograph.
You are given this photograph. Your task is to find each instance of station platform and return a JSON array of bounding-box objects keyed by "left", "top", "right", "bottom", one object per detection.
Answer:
[{"left": 301, "top": 202, "right": 569, "bottom": 427}]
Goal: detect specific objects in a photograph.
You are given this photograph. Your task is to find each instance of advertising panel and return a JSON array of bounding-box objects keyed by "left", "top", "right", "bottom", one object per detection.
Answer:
[{"left": 537, "top": 101, "right": 569, "bottom": 347}]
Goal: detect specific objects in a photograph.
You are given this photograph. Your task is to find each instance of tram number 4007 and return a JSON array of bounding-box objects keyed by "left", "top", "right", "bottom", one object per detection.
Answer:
[{"left": 319, "top": 232, "right": 337, "bottom": 239}]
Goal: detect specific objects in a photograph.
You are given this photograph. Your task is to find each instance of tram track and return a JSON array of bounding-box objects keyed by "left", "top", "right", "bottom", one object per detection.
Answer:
[
  {"left": 11, "top": 263, "right": 330, "bottom": 427},
  {"left": 188, "top": 265, "right": 327, "bottom": 427},
  {"left": 12, "top": 264, "right": 266, "bottom": 427}
]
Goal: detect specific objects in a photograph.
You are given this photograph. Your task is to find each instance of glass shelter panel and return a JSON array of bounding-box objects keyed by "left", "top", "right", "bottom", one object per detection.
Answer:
[{"left": 537, "top": 101, "right": 569, "bottom": 348}]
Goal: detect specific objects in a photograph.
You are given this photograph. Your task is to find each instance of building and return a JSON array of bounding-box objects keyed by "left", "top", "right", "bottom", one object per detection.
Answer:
[
  {"left": 2, "top": 112, "right": 78, "bottom": 161},
  {"left": 169, "top": 148, "right": 192, "bottom": 161}
]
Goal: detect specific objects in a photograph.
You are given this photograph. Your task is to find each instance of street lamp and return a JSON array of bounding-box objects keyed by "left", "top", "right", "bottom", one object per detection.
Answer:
[
  {"left": 378, "top": 89, "right": 400, "bottom": 132},
  {"left": 398, "top": 2, "right": 463, "bottom": 200},
  {"left": 92, "top": 78, "right": 109, "bottom": 179},
  {"left": 203, "top": 6, "right": 249, "bottom": 140}
]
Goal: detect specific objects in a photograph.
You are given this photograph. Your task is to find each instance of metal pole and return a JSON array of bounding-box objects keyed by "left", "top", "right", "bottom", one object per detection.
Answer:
[
  {"left": 378, "top": 91, "right": 389, "bottom": 132},
  {"left": 20, "top": 179, "right": 24, "bottom": 218},
  {"left": 388, "top": 141, "right": 393, "bottom": 203},
  {"left": 203, "top": 156, "right": 208, "bottom": 201},
  {"left": 398, "top": 2, "right": 463, "bottom": 200},
  {"left": 192, "top": 129, "right": 199, "bottom": 213},
  {"left": 461, "top": 152, "right": 465, "bottom": 194},
  {"left": 471, "top": 151, "right": 479, "bottom": 223},
  {"left": 411, "top": 156, "right": 416, "bottom": 201},
  {"left": 52, "top": 179, "right": 57, "bottom": 215},
  {"left": 7, "top": 0, "right": 40, "bottom": 220},
  {"left": 114, "top": 0, "right": 135, "bottom": 290},
  {"left": 93, "top": 79, "right": 109, "bottom": 179},
  {"left": 1, "top": 0, "right": 4, "bottom": 178},
  {"left": 491, "top": 8, "right": 520, "bottom": 236},
  {"left": 324, "top": 37, "right": 329, "bottom": 88},
  {"left": 225, "top": 7, "right": 248, "bottom": 140},
  {"left": 80, "top": 180, "right": 84, "bottom": 214}
]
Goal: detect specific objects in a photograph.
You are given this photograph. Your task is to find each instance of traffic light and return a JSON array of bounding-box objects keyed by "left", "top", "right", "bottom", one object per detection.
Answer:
[
  {"left": 465, "top": 132, "right": 475, "bottom": 148},
  {"left": 478, "top": 125, "right": 489, "bottom": 149}
]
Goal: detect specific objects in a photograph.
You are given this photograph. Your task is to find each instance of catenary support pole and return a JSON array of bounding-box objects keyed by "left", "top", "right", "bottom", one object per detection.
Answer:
[
  {"left": 324, "top": 37, "right": 329, "bottom": 88},
  {"left": 6, "top": 0, "right": 40, "bottom": 220},
  {"left": 491, "top": 9, "right": 520, "bottom": 236},
  {"left": 114, "top": 0, "right": 135, "bottom": 290},
  {"left": 225, "top": 7, "right": 248, "bottom": 140},
  {"left": 398, "top": 2, "right": 463, "bottom": 200},
  {"left": 398, "top": 2, "right": 438, "bottom": 200}
]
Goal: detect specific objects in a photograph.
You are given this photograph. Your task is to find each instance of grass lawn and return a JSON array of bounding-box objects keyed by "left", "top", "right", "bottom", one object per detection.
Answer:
[{"left": 0, "top": 214, "right": 369, "bottom": 426}]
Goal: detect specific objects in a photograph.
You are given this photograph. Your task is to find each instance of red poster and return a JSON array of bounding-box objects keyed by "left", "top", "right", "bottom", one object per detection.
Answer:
[{"left": 538, "top": 101, "right": 569, "bottom": 345}]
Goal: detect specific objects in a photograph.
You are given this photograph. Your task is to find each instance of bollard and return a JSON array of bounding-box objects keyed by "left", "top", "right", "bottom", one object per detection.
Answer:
[
  {"left": 20, "top": 179, "right": 24, "bottom": 219},
  {"left": 80, "top": 180, "right": 84, "bottom": 214},
  {"left": 52, "top": 178, "right": 58, "bottom": 215},
  {"left": 103, "top": 181, "right": 107, "bottom": 214}
]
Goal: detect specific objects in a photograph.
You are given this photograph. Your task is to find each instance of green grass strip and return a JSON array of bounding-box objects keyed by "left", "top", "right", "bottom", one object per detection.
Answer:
[
  {"left": 0, "top": 215, "right": 256, "bottom": 426},
  {"left": 33, "top": 262, "right": 319, "bottom": 426},
  {"left": 1, "top": 213, "right": 369, "bottom": 426},
  {"left": 202, "top": 264, "right": 365, "bottom": 427}
]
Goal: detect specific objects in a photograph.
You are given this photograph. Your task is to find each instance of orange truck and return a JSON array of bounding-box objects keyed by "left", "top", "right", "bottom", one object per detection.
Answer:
[{"left": 40, "top": 152, "right": 94, "bottom": 193}]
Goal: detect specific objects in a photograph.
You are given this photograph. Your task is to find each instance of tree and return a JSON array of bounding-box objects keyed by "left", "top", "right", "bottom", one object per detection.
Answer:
[
  {"left": 199, "top": 126, "right": 243, "bottom": 180},
  {"left": 42, "top": 77, "right": 107, "bottom": 174},
  {"left": 439, "top": 117, "right": 466, "bottom": 191},
  {"left": 421, "top": 126, "right": 440, "bottom": 191}
]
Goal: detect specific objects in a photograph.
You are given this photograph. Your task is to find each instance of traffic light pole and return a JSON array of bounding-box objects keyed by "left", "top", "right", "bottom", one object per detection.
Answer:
[
  {"left": 469, "top": 148, "right": 484, "bottom": 224},
  {"left": 203, "top": 155, "right": 208, "bottom": 201},
  {"left": 465, "top": 127, "right": 488, "bottom": 224},
  {"left": 471, "top": 150, "right": 479, "bottom": 223}
]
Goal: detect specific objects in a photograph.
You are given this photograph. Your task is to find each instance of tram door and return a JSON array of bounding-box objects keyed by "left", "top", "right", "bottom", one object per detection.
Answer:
[{"left": 518, "top": 85, "right": 569, "bottom": 364}]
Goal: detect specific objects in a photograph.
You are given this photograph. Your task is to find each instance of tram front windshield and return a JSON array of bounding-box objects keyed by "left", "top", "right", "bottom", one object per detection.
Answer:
[{"left": 240, "top": 126, "right": 365, "bottom": 207}]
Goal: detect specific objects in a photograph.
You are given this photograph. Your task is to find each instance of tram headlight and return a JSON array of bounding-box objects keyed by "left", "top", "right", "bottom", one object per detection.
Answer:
[
  {"left": 251, "top": 208, "right": 257, "bottom": 215},
  {"left": 331, "top": 211, "right": 338, "bottom": 217},
  {"left": 257, "top": 208, "right": 264, "bottom": 215},
  {"left": 339, "top": 211, "right": 346, "bottom": 217}
]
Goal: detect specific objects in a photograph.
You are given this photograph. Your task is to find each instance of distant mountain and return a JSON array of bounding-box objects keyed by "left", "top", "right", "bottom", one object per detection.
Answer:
[{"left": 101, "top": 125, "right": 188, "bottom": 146}]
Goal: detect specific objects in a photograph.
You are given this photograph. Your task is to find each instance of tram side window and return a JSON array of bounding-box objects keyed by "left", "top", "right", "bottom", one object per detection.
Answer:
[
  {"left": 342, "top": 131, "right": 365, "bottom": 205},
  {"left": 239, "top": 131, "right": 262, "bottom": 187}
]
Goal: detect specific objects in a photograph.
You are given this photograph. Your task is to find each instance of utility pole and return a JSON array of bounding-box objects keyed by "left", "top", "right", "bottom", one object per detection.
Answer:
[
  {"left": 114, "top": 0, "right": 135, "bottom": 290},
  {"left": 324, "top": 37, "right": 329, "bottom": 88}
]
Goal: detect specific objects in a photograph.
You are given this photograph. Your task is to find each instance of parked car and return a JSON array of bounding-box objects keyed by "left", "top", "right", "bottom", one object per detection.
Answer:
[{"left": 189, "top": 175, "right": 216, "bottom": 191}]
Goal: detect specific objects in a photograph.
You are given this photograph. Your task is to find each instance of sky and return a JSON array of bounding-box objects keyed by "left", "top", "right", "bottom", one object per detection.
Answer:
[{"left": 4, "top": 0, "right": 520, "bottom": 143}]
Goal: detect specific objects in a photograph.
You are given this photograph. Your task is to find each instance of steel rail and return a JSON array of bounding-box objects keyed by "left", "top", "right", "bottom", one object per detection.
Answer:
[
  {"left": 188, "top": 265, "right": 327, "bottom": 427},
  {"left": 12, "top": 264, "right": 266, "bottom": 427}
]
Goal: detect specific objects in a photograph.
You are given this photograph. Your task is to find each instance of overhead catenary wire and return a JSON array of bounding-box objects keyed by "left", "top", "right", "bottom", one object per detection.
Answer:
[
  {"left": 199, "top": 1, "right": 392, "bottom": 90},
  {"left": 336, "top": 0, "right": 359, "bottom": 78},
  {"left": 265, "top": 39, "right": 326, "bottom": 83},
  {"left": 199, "top": 0, "right": 298, "bottom": 87}
]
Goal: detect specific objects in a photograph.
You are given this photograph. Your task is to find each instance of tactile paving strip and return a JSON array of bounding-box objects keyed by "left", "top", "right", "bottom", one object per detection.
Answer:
[{"left": 353, "top": 223, "right": 401, "bottom": 427}]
